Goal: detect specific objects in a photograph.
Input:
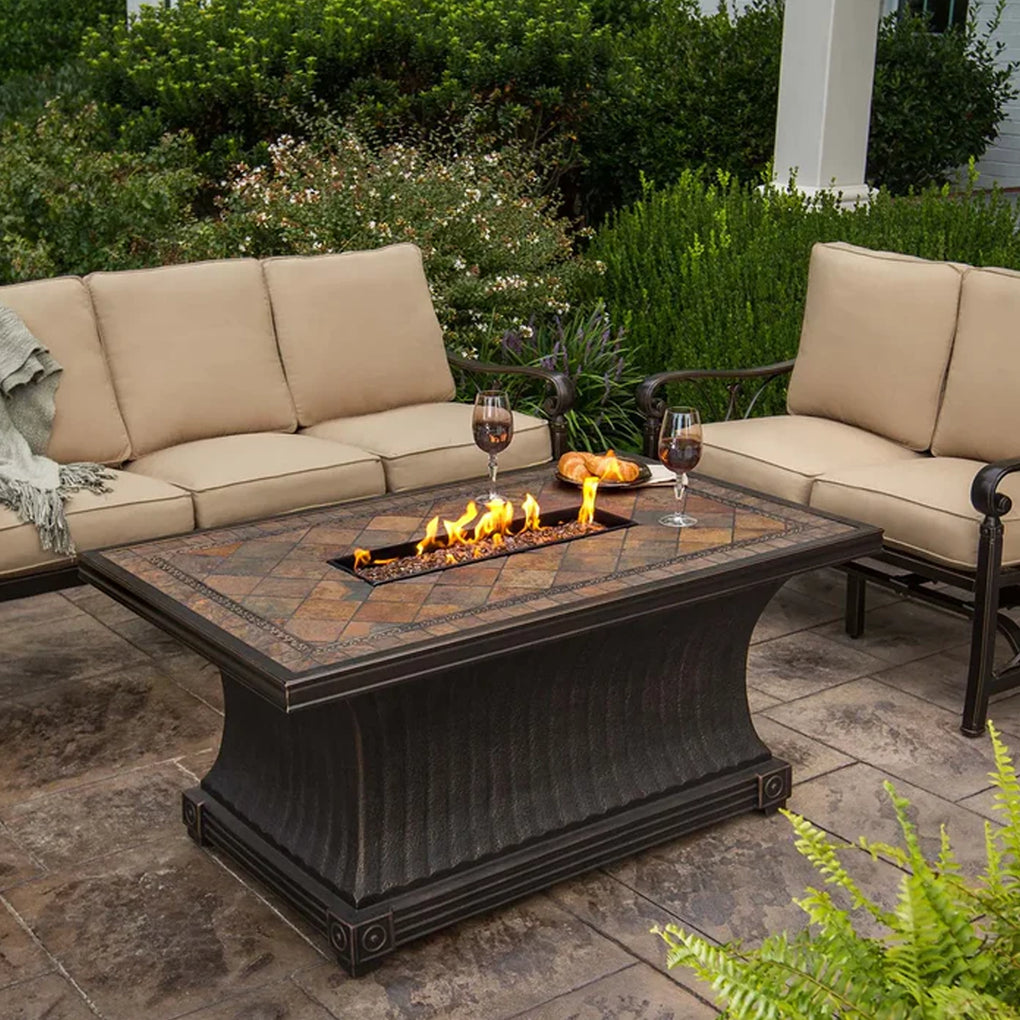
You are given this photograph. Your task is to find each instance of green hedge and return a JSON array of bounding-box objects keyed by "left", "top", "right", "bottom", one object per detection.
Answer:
[
  {"left": 0, "top": 103, "right": 200, "bottom": 283},
  {"left": 75, "top": 0, "right": 1016, "bottom": 220},
  {"left": 0, "top": 0, "right": 122, "bottom": 83},
  {"left": 81, "top": 0, "right": 617, "bottom": 181},
  {"left": 588, "top": 168, "right": 1020, "bottom": 418}
]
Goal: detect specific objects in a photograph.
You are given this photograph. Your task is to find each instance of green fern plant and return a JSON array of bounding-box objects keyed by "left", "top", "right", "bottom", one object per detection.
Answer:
[{"left": 656, "top": 723, "right": 1020, "bottom": 1019}]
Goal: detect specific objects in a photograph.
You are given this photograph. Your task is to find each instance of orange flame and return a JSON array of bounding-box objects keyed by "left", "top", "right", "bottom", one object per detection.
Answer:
[
  {"left": 473, "top": 499, "right": 513, "bottom": 543},
  {"left": 578, "top": 476, "right": 599, "bottom": 525},
  {"left": 521, "top": 493, "right": 541, "bottom": 532},
  {"left": 352, "top": 485, "right": 601, "bottom": 571},
  {"left": 443, "top": 501, "right": 479, "bottom": 546},
  {"left": 416, "top": 515, "right": 442, "bottom": 556},
  {"left": 598, "top": 450, "right": 628, "bottom": 482}
]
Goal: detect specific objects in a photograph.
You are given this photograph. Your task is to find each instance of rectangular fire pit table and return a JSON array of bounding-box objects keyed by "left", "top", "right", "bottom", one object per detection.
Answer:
[{"left": 79, "top": 467, "right": 880, "bottom": 974}]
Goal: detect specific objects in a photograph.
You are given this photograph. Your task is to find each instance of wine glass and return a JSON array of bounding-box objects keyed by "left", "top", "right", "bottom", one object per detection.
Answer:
[
  {"left": 658, "top": 406, "right": 702, "bottom": 527},
  {"left": 473, "top": 390, "right": 514, "bottom": 504}
]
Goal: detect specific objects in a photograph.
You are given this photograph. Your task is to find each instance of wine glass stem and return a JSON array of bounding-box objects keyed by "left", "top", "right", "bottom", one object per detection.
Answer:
[
  {"left": 488, "top": 453, "right": 498, "bottom": 501},
  {"left": 674, "top": 472, "right": 688, "bottom": 517}
]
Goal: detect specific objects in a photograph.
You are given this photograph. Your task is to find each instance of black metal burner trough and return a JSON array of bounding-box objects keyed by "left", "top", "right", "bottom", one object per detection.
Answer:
[{"left": 330, "top": 506, "right": 636, "bottom": 585}]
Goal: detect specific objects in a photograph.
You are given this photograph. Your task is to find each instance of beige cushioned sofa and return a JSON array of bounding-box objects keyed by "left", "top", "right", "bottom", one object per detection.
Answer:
[
  {"left": 0, "top": 243, "right": 564, "bottom": 585},
  {"left": 637, "top": 241, "right": 1020, "bottom": 737}
]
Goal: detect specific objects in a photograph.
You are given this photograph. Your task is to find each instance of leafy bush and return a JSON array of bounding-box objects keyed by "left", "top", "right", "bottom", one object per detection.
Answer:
[
  {"left": 0, "top": 102, "right": 200, "bottom": 284},
  {"left": 178, "top": 121, "right": 590, "bottom": 346},
  {"left": 0, "top": 0, "right": 123, "bottom": 85},
  {"left": 582, "top": 0, "right": 782, "bottom": 217},
  {"left": 657, "top": 723, "right": 1020, "bottom": 1018},
  {"left": 588, "top": 0, "right": 1014, "bottom": 213},
  {"left": 81, "top": 0, "right": 616, "bottom": 182},
  {"left": 588, "top": 166, "right": 1020, "bottom": 418},
  {"left": 77, "top": 0, "right": 1016, "bottom": 219},
  {"left": 869, "top": 1, "right": 1017, "bottom": 193},
  {"left": 480, "top": 302, "right": 644, "bottom": 452}
]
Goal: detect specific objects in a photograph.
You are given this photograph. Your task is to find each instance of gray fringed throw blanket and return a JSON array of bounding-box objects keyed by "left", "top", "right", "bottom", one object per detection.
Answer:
[{"left": 0, "top": 305, "right": 113, "bottom": 555}]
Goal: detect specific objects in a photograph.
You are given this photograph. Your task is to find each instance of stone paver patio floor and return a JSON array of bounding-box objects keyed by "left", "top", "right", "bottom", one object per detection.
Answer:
[{"left": 1, "top": 568, "right": 1018, "bottom": 1019}]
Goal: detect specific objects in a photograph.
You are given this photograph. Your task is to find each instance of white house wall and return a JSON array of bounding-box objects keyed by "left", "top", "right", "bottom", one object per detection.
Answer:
[{"left": 975, "top": 1, "right": 1020, "bottom": 188}]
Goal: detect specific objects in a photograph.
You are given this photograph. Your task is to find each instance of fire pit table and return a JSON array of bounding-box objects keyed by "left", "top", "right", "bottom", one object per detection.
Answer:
[{"left": 79, "top": 466, "right": 880, "bottom": 974}]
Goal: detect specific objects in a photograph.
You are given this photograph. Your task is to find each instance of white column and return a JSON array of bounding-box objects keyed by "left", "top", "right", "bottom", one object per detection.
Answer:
[
  {"left": 772, "top": 0, "right": 883, "bottom": 202},
  {"left": 127, "top": 0, "right": 174, "bottom": 16}
]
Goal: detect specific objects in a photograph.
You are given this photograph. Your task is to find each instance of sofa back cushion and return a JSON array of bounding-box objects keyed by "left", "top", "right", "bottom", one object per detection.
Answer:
[
  {"left": 0, "top": 277, "right": 131, "bottom": 465},
  {"left": 263, "top": 244, "right": 455, "bottom": 426},
  {"left": 932, "top": 266, "right": 1020, "bottom": 462},
  {"left": 87, "top": 260, "right": 296, "bottom": 457},
  {"left": 786, "top": 242, "right": 964, "bottom": 451}
]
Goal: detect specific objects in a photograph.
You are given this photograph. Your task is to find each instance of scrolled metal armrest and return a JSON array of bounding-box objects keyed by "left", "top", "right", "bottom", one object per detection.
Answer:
[
  {"left": 636, "top": 360, "right": 796, "bottom": 419},
  {"left": 971, "top": 457, "right": 1020, "bottom": 518},
  {"left": 447, "top": 353, "right": 575, "bottom": 418}
]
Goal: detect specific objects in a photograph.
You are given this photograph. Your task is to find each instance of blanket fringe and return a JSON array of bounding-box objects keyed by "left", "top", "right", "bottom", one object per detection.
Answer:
[{"left": 0, "top": 465, "right": 114, "bottom": 555}]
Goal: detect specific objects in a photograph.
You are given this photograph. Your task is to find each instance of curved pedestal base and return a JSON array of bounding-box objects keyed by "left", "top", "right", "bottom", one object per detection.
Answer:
[{"left": 185, "top": 576, "right": 789, "bottom": 974}]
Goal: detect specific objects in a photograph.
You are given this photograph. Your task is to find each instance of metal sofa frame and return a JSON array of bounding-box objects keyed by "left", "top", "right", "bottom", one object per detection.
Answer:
[{"left": 637, "top": 362, "right": 1020, "bottom": 737}]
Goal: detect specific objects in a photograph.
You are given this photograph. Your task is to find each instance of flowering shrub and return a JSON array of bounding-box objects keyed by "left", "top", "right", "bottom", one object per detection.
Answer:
[
  {"left": 481, "top": 302, "right": 643, "bottom": 452},
  {"left": 180, "top": 124, "right": 590, "bottom": 344}
]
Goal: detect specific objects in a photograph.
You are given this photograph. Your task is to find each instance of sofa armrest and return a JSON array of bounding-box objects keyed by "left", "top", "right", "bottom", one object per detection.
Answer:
[
  {"left": 448, "top": 353, "right": 575, "bottom": 458},
  {"left": 972, "top": 457, "right": 1020, "bottom": 518},
  {"left": 637, "top": 361, "right": 796, "bottom": 456}
]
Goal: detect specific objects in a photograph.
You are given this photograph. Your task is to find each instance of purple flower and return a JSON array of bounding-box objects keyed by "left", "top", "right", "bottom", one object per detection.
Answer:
[{"left": 502, "top": 330, "right": 524, "bottom": 354}]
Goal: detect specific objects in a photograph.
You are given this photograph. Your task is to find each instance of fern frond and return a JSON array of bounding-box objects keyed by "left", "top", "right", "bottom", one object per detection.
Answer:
[
  {"left": 988, "top": 722, "right": 1020, "bottom": 867},
  {"left": 653, "top": 728, "right": 1020, "bottom": 1020},
  {"left": 896, "top": 867, "right": 984, "bottom": 990},
  {"left": 927, "top": 985, "right": 1020, "bottom": 1019},
  {"left": 656, "top": 924, "right": 795, "bottom": 1020},
  {"left": 782, "top": 810, "right": 898, "bottom": 928},
  {"left": 936, "top": 824, "right": 962, "bottom": 876},
  {"left": 886, "top": 782, "right": 929, "bottom": 877},
  {"left": 983, "top": 818, "right": 1006, "bottom": 892},
  {"left": 857, "top": 835, "right": 911, "bottom": 870}
]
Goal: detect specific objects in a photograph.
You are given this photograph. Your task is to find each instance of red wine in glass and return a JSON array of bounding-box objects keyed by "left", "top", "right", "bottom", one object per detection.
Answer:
[
  {"left": 472, "top": 419, "right": 513, "bottom": 454},
  {"left": 657, "top": 407, "right": 702, "bottom": 527},
  {"left": 659, "top": 437, "right": 703, "bottom": 474},
  {"left": 472, "top": 391, "right": 514, "bottom": 503}
]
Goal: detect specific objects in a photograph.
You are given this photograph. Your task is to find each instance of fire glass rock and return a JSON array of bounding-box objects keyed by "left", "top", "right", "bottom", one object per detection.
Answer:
[{"left": 356, "top": 520, "right": 606, "bottom": 583}]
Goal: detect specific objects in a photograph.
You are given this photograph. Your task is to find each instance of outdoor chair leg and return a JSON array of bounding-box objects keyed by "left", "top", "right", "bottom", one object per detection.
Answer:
[
  {"left": 845, "top": 570, "right": 866, "bottom": 639},
  {"left": 962, "top": 516, "right": 1004, "bottom": 737}
]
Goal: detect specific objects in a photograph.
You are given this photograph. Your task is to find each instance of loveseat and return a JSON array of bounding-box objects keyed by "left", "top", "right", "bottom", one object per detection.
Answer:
[
  {"left": 0, "top": 242, "right": 571, "bottom": 597},
  {"left": 638, "top": 241, "right": 1020, "bottom": 737}
]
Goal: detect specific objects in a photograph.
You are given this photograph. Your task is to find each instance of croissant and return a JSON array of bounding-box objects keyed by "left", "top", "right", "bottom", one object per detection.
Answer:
[
  {"left": 557, "top": 452, "right": 590, "bottom": 483},
  {"left": 558, "top": 450, "right": 641, "bottom": 483},
  {"left": 584, "top": 451, "right": 641, "bottom": 483}
]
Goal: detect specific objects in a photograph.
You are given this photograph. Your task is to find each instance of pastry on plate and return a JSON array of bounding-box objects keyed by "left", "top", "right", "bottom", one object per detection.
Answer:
[{"left": 557, "top": 450, "right": 641, "bottom": 483}]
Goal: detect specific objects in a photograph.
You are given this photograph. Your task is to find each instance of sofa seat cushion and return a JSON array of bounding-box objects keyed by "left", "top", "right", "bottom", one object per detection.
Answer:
[
  {"left": 302, "top": 402, "right": 552, "bottom": 493},
  {"left": 0, "top": 471, "right": 193, "bottom": 578},
  {"left": 698, "top": 415, "right": 923, "bottom": 505},
  {"left": 932, "top": 266, "right": 1020, "bottom": 463},
  {"left": 87, "top": 260, "right": 297, "bottom": 457},
  {"left": 126, "top": 433, "right": 385, "bottom": 528},
  {"left": 0, "top": 277, "right": 131, "bottom": 465},
  {"left": 810, "top": 457, "right": 1020, "bottom": 570},
  {"left": 263, "top": 245, "right": 456, "bottom": 426},
  {"left": 786, "top": 242, "right": 964, "bottom": 451}
]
